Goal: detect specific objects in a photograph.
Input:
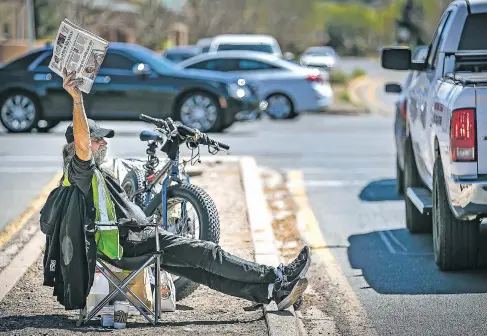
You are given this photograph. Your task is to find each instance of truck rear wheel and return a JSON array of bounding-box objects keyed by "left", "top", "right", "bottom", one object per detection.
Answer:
[
  {"left": 404, "top": 136, "right": 432, "bottom": 233},
  {"left": 432, "top": 158, "right": 480, "bottom": 270}
]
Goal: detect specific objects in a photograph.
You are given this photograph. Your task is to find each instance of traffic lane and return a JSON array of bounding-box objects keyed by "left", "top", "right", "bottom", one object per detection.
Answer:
[
  {"left": 0, "top": 114, "right": 389, "bottom": 231},
  {"left": 300, "top": 116, "right": 487, "bottom": 335},
  {"left": 0, "top": 122, "right": 142, "bottom": 231},
  {"left": 0, "top": 118, "right": 270, "bottom": 231},
  {"left": 0, "top": 172, "right": 56, "bottom": 231},
  {"left": 0, "top": 132, "right": 65, "bottom": 231}
]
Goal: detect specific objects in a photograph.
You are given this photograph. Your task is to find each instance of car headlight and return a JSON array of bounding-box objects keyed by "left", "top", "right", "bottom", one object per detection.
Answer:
[{"left": 227, "top": 82, "right": 251, "bottom": 99}]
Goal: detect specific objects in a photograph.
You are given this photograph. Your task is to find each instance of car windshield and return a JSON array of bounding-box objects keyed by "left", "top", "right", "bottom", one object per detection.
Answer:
[
  {"left": 217, "top": 44, "right": 274, "bottom": 53},
  {"left": 126, "top": 44, "right": 178, "bottom": 73},
  {"left": 305, "top": 49, "right": 333, "bottom": 56}
]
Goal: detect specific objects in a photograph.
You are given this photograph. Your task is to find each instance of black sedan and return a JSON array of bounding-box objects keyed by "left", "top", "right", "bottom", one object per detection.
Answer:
[{"left": 0, "top": 43, "right": 259, "bottom": 133}]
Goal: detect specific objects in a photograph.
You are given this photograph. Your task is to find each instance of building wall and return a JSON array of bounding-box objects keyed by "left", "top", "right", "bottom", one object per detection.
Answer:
[{"left": 0, "top": 1, "right": 28, "bottom": 41}]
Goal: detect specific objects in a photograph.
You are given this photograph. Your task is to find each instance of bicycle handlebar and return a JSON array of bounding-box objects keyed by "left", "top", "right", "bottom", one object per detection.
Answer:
[
  {"left": 139, "top": 114, "right": 230, "bottom": 151},
  {"left": 139, "top": 114, "right": 165, "bottom": 128}
]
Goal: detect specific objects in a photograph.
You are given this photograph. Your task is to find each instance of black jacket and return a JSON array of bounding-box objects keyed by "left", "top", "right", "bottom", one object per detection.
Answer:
[{"left": 40, "top": 184, "right": 97, "bottom": 310}]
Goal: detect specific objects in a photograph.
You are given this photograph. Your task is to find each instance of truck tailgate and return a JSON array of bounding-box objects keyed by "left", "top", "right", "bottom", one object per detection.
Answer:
[{"left": 476, "top": 87, "right": 487, "bottom": 174}]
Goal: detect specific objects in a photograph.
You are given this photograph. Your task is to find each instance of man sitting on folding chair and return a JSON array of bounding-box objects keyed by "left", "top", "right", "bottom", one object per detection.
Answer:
[{"left": 54, "top": 69, "right": 310, "bottom": 319}]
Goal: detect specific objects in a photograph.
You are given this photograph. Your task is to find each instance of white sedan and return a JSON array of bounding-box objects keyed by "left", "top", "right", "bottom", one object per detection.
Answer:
[{"left": 178, "top": 51, "right": 334, "bottom": 119}]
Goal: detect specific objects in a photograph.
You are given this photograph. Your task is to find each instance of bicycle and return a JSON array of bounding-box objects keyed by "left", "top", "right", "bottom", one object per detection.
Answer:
[{"left": 120, "top": 114, "right": 230, "bottom": 300}]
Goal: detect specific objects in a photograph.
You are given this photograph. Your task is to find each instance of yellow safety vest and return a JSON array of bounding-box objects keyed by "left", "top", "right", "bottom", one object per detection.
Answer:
[{"left": 63, "top": 167, "right": 123, "bottom": 260}]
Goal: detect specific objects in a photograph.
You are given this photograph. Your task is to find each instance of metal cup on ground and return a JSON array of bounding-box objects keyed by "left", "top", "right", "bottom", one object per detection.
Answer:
[{"left": 113, "top": 301, "right": 129, "bottom": 329}]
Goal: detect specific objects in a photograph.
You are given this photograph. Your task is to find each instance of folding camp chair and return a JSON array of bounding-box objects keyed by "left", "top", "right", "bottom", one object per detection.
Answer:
[{"left": 77, "top": 220, "right": 164, "bottom": 326}]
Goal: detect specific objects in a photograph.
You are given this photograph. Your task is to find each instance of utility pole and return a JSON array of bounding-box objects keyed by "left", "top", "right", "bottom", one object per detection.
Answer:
[{"left": 26, "top": 0, "right": 36, "bottom": 50}]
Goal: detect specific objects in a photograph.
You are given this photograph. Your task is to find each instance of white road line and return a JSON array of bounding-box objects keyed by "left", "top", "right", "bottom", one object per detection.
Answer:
[
  {"left": 386, "top": 230, "right": 408, "bottom": 252},
  {"left": 0, "top": 167, "right": 61, "bottom": 173},
  {"left": 288, "top": 180, "right": 367, "bottom": 188},
  {"left": 288, "top": 167, "right": 395, "bottom": 173},
  {"left": 0, "top": 156, "right": 61, "bottom": 162},
  {"left": 378, "top": 231, "right": 433, "bottom": 256},
  {"left": 378, "top": 231, "right": 397, "bottom": 254}
]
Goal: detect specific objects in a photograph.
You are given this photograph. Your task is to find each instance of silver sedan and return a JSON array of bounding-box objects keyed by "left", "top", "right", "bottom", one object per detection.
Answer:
[{"left": 178, "top": 51, "right": 334, "bottom": 119}]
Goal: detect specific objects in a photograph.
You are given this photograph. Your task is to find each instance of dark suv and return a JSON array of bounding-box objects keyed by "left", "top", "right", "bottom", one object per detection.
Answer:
[{"left": 0, "top": 42, "right": 259, "bottom": 133}]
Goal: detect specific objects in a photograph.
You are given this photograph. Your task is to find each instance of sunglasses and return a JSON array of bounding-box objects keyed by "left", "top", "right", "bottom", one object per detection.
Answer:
[{"left": 91, "top": 137, "right": 105, "bottom": 142}]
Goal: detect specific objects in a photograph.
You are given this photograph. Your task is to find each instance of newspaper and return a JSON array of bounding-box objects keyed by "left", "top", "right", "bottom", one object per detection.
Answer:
[{"left": 49, "top": 18, "right": 109, "bottom": 94}]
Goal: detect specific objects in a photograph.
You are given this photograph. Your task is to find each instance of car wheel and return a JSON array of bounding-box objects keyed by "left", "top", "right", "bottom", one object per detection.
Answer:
[
  {"left": 404, "top": 136, "right": 432, "bottom": 233},
  {"left": 432, "top": 157, "right": 480, "bottom": 270},
  {"left": 396, "top": 156, "right": 404, "bottom": 195},
  {"left": 37, "top": 120, "right": 60, "bottom": 133},
  {"left": 266, "top": 94, "right": 294, "bottom": 119},
  {"left": 178, "top": 91, "right": 223, "bottom": 132},
  {"left": 0, "top": 91, "right": 40, "bottom": 133}
]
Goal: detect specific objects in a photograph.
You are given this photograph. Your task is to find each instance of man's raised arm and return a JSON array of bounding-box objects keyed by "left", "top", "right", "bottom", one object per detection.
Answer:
[{"left": 63, "top": 68, "right": 91, "bottom": 161}]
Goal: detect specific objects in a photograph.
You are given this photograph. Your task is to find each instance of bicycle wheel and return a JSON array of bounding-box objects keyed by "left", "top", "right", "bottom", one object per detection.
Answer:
[
  {"left": 121, "top": 169, "right": 150, "bottom": 210},
  {"left": 144, "top": 183, "right": 220, "bottom": 300}
]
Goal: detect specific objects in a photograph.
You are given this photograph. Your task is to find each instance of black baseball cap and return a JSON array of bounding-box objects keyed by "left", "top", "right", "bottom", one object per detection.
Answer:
[{"left": 65, "top": 119, "right": 115, "bottom": 144}]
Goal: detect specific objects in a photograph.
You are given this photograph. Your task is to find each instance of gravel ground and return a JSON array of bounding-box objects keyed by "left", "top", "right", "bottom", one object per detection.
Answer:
[{"left": 0, "top": 162, "right": 267, "bottom": 335}]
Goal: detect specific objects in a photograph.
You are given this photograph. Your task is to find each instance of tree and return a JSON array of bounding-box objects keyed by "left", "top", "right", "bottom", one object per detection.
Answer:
[{"left": 34, "top": 0, "right": 63, "bottom": 39}]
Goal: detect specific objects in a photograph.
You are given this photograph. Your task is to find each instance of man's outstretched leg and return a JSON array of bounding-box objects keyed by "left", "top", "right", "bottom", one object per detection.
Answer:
[
  {"left": 122, "top": 232, "right": 311, "bottom": 284},
  {"left": 121, "top": 231, "right": 312, "bottom": 310},
  {"left": 163, "top": 256, "right": 309, "bottom": 310}
]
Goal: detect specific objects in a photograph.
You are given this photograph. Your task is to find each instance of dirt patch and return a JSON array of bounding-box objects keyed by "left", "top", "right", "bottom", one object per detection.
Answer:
[
  {"left": 0, "top": 162, "right": 267, "bottom": 335},
  {"left": 261, "top": 168, "right": 303, "bottom": 264}
]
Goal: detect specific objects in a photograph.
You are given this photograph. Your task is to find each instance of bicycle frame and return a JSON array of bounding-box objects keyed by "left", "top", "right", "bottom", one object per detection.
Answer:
[{"left": 132, "top": 150, "right": 191, "bottom": 230}]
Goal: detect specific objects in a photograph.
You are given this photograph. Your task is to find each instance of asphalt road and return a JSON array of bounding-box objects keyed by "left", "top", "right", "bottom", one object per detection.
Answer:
[{"left": 3, "top": 57, "right": 487, "bottom": 335}]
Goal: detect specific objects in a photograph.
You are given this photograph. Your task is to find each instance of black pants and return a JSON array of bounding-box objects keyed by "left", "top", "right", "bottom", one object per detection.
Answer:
[{"left": 121, "top": 231, "right": 278, "bottom": 303}]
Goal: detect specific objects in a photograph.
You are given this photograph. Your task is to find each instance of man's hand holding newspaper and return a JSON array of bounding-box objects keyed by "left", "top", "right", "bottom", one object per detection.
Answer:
[{"left": 49, "top": 19, "right": 109, "bottom": 94}]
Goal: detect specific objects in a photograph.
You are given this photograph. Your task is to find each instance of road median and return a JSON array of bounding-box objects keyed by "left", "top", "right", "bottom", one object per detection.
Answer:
[
  {"left": 0, "top": 160, "right": 271, "bottom": 335},
  {"left": 347, "top": 76, "right": 391, "bottom": 115}
]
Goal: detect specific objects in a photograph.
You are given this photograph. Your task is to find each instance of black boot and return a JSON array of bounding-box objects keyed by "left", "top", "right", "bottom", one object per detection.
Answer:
[
  {"left": 272, "top": 276, "right": 308, "bottom": 310},
  {"left": 277, "top": 246, "right": 311, "bottom": 282}
]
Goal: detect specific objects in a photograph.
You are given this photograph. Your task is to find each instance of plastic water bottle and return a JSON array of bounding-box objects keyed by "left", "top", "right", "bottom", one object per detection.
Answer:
[{"left": 86, "top": 268, "right": 110, "bottom": 315}]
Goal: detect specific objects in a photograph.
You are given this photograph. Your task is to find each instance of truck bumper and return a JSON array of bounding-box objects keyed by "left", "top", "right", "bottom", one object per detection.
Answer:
[{"left": 448, "top": 176, "right": 487, "bottom": 220}]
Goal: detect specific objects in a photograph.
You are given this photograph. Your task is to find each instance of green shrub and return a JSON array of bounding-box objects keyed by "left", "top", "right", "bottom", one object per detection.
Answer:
[
  {"left": 351, "top": 68, "right": 367, "bottom": 79},
  {"left": 338, "top": 90, "right": 350, "bottom": 102},
  {"left": 329, "top": 70, "right": 349, "bottom": 85}
]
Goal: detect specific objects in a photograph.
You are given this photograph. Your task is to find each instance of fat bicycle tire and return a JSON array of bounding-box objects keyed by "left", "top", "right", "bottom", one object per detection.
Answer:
[
  {"left": 144, "top": 183, "right": 220, "bottom": 300},
  {"left": 121, "top": 169, "right": 150, "bottom": 210}
]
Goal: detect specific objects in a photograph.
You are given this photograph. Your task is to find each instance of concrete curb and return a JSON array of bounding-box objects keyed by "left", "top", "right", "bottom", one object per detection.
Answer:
[
  {"left": 347, "top": 76, "right": 391, "bottom": 116},
  {"left": 347, "top": 76, "right": 370, "bottom": 111},
  {"left": 239, "top": 156, "right": 302, "bottom": 336},
  {"left": 0, "top": 230, "right": 44, "bottom": 302}
]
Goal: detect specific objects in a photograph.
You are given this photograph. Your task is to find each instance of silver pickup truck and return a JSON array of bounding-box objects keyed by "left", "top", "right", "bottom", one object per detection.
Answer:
[{"left": 381, "top": 0, "right": 487, "bottom": 271}]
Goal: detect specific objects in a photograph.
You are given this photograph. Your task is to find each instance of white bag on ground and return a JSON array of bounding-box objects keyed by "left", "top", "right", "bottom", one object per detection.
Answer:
[{"left": 149, "top": 268, "right": 176, "bottom": 312}]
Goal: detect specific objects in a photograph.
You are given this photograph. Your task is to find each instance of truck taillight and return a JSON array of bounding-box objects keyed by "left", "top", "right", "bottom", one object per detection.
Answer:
[{"left": 450, "top": 108, "right": 476, "bottom": 161}]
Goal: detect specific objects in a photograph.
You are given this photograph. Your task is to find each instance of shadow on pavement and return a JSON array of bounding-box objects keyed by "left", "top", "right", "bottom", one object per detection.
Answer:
[
  {"left": 359, "top": 178, "right": 404, "bottom": 202},
  {"left": 347, "top": 228, "right": 487, "bottom": 295}
]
